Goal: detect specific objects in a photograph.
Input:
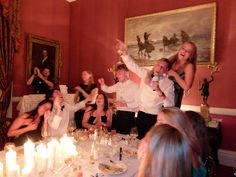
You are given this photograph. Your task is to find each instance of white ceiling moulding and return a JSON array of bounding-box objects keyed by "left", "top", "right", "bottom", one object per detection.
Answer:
[{"left": 66, "top": 0, "right": 77, "bottom": 2}]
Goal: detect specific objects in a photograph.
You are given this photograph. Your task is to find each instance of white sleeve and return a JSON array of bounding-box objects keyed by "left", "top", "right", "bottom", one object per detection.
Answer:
[
  {"left": 101, "top": 84, "right": 117, "bottom": 93},
  {"left": 121, "top": 55, "right": 147, "bottom": 78},
  {"left": 162, "top": 81, "right": 175, "bottom": 107},
  {"left": 48, "top": 115, "right": 62, "bottom": 130},
  {"left": 69, "top": 100, "right": 87, "bottom": 112},
  {"left": 126, "top": 86, "right": 140, "bottom": 109}
]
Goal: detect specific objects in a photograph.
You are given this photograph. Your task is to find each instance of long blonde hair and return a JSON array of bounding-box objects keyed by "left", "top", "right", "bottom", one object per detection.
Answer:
[
  {"left": 169, "top": 41, "right": 197, "bottom": 71},
  {"left": 136, "top": 124, "right": 192, "bottom": 177},
  {"left": 83, "top": 70, "right": 95, "bottom": 86}
]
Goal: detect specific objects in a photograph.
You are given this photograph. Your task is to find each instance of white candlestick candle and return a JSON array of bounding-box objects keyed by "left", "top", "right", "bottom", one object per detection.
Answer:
[
  {"left": 47, "top": 139, "right": 57, "bottom": 170},
  {"left": 5, "top": 148, "right": 16, "bottom": 165},
  {"left": 5, "top": 148, "right": 20, "bottom": 177},
  {"left": 36, "top": 143, "right": 48, "bottom": 173},
  {"left": 24, "top": 139, "right": 35, "bottom": 171}
]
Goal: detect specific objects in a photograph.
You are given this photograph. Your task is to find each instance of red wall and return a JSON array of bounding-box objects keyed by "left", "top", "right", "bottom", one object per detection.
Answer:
[
  {"left": 69, "top": 0, "right": 236, "bottom": 109},
  {"left": 68, "top": 0, "right": 236, "bottom": 152},
  {"left": 13, "top": 0, "right": 71, "bottom": 96},
  {"left": 12, "top": 0, "right": 236, "bottom": 151}
]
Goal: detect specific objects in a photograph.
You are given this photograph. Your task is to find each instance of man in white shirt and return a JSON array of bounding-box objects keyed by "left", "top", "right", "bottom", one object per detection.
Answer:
[
  {"left": 46, "top": 89, "right": 90, "bottom": 137},
  {"left": 116, "top": 40, "right": 175, "bottom": 139},
  {"left": 98, "top": 63, "right": 139, "bottom": 134}
]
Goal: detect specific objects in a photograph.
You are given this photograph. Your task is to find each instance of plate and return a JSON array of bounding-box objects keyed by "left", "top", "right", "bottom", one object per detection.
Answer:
[
  {"left": 122, "top": 147, "right": 137, "bottom": 158},
  {"left": 98, "top": 160, "right": 127, "bottom": 175}
]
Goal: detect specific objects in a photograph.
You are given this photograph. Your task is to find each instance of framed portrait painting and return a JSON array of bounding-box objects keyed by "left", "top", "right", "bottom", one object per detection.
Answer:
[
  {"left": 26, "top": 34, "right": 61, "bottom": 81},
  {"left": 125, "top": 2, "right": 216, "bottom": 66}
]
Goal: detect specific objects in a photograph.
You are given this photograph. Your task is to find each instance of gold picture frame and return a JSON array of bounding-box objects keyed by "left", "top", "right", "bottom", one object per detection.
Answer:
[
  {"left": 125, "top": 2, "right": 216, "bottom": 66},
  {"left": 26, "top": 34, "right": 61, "bottom": 82}
]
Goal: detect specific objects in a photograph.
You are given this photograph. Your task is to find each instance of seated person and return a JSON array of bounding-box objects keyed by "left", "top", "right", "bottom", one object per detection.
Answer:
[
  {"left": 46, "top": 89, "right": 92, "bottom": 137},
  {"left": 138, "top": 107, "right": 207, "bottom": 177},
  {"left": 82, "top": 93, "right": 112, "bottom": 130},
  {"left": 7, "top": 100, "right": 53, "bottom": 146},
  {"left": 185, "top": 111, "right": 209, "bottom": 163},
  {"left": 27, "top": 67, "right": 54, "bottom": 94},
  {"left": 136, "top": 124, "right": 192, "bottom": 177}
]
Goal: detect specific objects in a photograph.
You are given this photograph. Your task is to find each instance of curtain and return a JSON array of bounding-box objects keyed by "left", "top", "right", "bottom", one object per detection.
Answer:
[
  {"left": 0, "top": 0, "right": 20, "bottom": 118},
  {"left": 0, "top": 0, "right": 20, "bottom": 149}
]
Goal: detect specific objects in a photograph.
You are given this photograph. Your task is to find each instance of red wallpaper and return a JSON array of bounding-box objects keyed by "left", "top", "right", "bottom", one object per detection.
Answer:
[
  {"left": 68, "top": 0, "right": 236, "bottom": 152},
  {"left": 68, "top": 0, "right": 236, "bottom": 109},
  {"left": 13, "top": 0, "right": 71, "bottom": 96},
  {"left": 12, "top": 0, "right": 236, "bottom": 151}
]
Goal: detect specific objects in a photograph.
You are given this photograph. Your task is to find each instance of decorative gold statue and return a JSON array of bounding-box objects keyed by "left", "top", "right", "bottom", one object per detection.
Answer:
[{"left": 199, "top": 62, "right": 222, "bottom": 122}]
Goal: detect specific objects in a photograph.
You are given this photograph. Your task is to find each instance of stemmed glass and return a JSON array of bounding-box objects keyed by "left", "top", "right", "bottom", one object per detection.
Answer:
[
  {"left": 130, "top": 127, "right": 138, "bottom": 147},
  {"left": 68, "top": 119, "right": 76, "bottom": 136},
  {"left": 130, "top": 127, "right": 138, "bottom": 139}
]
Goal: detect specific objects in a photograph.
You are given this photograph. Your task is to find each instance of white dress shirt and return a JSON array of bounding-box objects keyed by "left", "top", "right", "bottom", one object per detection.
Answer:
[
  {"left": 101, "top": 79, "right": 139, "bottom": 112},
  {"left": 122, "top": 55, "right": 175, "bottom": 115},
  {"left": 48, "top": 100, "right": 86, "bottom": 137}
]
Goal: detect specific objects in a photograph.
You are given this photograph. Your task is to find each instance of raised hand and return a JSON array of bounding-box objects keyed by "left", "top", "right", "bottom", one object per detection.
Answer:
[
  {"left": 54, "top": 95, "right": 62, "bottom": 110},
  {"left": 27, "top": 121, "right": 38, "bottom": 131},
  {"left": 116, "top": 39, "right": 128, "bottom": 56},
  {"left": 98, "top": 78, "right": 105, "bottom": 85},
  {"left": 74, "top": 86, "right": 82, "bottom": 92}
]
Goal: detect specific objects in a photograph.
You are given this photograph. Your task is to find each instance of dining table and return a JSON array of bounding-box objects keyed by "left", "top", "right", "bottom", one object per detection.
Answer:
[{"left": 0, "top": 132, "right": 139, "bottom": 177}]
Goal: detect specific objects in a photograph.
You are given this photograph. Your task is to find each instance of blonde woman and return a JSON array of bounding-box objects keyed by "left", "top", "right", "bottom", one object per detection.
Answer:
[
  {"left": 136, "top": 124, "right": 192, "bottom": 177},
  {"left": 168, "top": 42, "right": 197, "bottom": 107},
  {"left": 74, "top": 70, "right": 98, "bottom": 128}
]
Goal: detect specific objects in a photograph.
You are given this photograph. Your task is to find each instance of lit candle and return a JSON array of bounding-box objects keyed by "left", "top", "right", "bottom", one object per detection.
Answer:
[
  {"left": 5, "top": 148, "right": 16, "bottom": 165},
  {"left": 47, "top": 139, "right": 57, "bottom": 170},
  {"left": 36, "top": 143, "right": 48, "bottom": 173},
  {"left": 0, "top": 162, "right": 3, "bottom": 177},
  {"left": 24, "top": 139, "right": 35, "bottom": 170},
  {"left": 5, "top": 148, "right": 20, "bottom": 177},
  {"left": 7, "top": 164, "right": 19, "bottom": 177}
]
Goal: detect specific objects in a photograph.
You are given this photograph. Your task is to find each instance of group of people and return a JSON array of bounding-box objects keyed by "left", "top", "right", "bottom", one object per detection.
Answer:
[{"left": 7, "top": 39, "right": 211, "bottom": 177}]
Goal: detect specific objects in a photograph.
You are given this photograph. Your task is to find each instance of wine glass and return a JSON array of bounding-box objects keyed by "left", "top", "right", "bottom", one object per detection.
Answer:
[
  {"left": 130, "top": 127, "right": 138, "bottom": 139},
  {"left": 67, "top": 119, "right": 76, "bottom": 136}
]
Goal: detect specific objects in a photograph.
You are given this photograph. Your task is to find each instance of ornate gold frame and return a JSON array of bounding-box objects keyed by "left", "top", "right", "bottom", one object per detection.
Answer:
[
  {"left": 26, "top": 34, "right": 61, "bottom": 81},
  {"left": 125, "top": 2, "right": 216, "bottom": 66}
]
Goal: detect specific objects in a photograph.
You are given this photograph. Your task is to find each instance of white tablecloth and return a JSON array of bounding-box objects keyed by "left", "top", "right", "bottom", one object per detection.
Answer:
[
  {"left": 0, "top": 135, "right": 139, "bottom": 177},
  {"left": 16, "top": 94, "right": 75, "bottom": 116}
]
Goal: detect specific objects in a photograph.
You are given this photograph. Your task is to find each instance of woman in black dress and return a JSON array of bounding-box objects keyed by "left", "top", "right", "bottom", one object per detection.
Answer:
[
  {"left": 74, "top": 70, "right": 98, "bottom": 128},
  {"left": 82, "top": 93, "right": 112, "bottom": 130},
  {"left": 7, "top": 99, "right": 53, "bottom": 146}
]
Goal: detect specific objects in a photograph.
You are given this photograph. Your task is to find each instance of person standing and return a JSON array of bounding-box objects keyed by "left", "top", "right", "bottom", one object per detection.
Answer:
[
  {"left": 116, "top": 39, "right": 175, "bottom": 139},
  {"left": 98, "top": 63, "right": 139, "bottom": 134},
  {"left": 167, "top": 41, "right": 197, "bottom": 108},
  {"left": 27, "top": 67, "right": 54, "bottom": 94},
  {"left": 74, "top": 70, "right": 98, "bottom": 128}
]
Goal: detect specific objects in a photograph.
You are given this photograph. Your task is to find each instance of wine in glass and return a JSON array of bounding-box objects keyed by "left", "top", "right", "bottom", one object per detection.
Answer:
[
  {"left": 67, "top": 119, "right": 76, "bottom": 136},
  {"left": 130, "top": 127, "right": 138, "bottom": 139},
  {"left": 130, "top": 127, "right": 138, "bottom": 147}
]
